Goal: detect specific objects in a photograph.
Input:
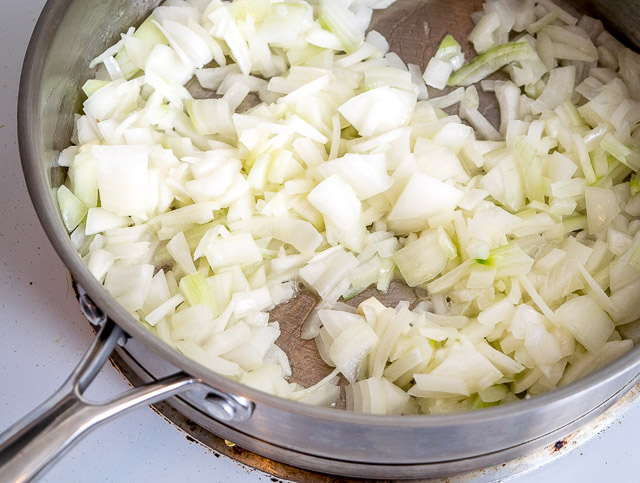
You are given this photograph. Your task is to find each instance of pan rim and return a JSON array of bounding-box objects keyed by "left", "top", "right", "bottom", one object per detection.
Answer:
[{"left": 17, "top": 0, "right": 640, "bottom": 431}]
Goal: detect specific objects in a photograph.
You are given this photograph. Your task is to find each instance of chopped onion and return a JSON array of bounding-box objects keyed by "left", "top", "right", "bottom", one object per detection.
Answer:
[{"left": 60, "top": 0, "right": 640, "bottom": 415}]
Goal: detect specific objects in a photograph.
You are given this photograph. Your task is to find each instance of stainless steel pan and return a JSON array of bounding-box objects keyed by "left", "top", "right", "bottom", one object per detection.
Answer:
[{"left": 3, "top": 0, "right": 640, "bottom": 480}]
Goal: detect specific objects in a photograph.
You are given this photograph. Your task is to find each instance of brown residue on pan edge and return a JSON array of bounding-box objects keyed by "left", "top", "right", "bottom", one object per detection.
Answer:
[{"left": 553, "top": 439, "right": 567, "bottom": 452}]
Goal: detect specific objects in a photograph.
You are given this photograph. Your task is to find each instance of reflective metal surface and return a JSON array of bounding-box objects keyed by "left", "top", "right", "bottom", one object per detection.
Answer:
[
  {"left": 110, "top": 346, "right": 640, "bottom": 482},
  {"left": 14, "top": 0, "right": 640, "bottom": 478},
  {"left": 0, "top": 318, "right": 196, "bottom": 482}
]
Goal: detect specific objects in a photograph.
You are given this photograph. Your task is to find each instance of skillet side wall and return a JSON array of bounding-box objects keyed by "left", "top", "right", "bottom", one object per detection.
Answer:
[{"left": 17, "top": 0, "right": 640, "bottom": 475}]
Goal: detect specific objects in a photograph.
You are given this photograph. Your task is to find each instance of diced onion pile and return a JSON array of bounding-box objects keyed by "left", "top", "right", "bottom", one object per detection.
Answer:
[{"left": 57, "top": 0, "right": 640, "bottom": 414}]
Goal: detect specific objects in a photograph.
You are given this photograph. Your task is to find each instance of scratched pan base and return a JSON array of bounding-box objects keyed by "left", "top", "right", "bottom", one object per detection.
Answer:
[
  {"left": 18, "top": 0, "right": 640, "bottom": 479},
  {"left": 109, "top": 343, "right": 640, "bottom": 482},
  {"left": 106, "top": 0, "right": 640, "bottom": 477}
]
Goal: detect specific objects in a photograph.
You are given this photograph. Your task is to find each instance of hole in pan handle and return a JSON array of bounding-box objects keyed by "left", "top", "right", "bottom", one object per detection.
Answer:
[{"left": 0, "top": 290, "right": 253, "bottom": 482}]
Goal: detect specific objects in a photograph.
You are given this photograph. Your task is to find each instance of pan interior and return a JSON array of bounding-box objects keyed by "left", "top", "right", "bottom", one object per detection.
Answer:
[{"left": 19, "top": 0, "right": 640, "bottom": 426}]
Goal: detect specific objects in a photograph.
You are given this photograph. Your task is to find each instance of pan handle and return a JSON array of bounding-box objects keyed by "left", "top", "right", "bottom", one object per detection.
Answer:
[{"left": 0, "top": 318, "right": 199, "bottom": 483}]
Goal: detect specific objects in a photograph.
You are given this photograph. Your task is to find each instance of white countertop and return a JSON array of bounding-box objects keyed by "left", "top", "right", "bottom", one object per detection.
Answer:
[{"left": 1, "top": 1, "right": 639, "bottom": 482}]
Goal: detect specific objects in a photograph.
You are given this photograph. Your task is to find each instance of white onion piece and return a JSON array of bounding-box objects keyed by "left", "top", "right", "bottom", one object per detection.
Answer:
[
  {"left": 93, "top": 145, "right": 151, "bottom": 219},
  {"left": 555, "top": 295, "right": 615, "bottom": 353},
  {"left": 338, "top": 86, "right": 416, "bottom": 137},
  {"left": 388, "top": 171, "right": 464, "bottom": 221},
  {"left": 585, "top": 186, "right": 620, "bottom": 235},
  {"left": 308, "top": 174, "right": 361, "bottom": 230}
]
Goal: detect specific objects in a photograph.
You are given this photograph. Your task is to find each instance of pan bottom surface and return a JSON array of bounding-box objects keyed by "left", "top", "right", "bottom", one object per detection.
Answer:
[{"left": 109, "top": 344, "right": 640, "bottom": 482}]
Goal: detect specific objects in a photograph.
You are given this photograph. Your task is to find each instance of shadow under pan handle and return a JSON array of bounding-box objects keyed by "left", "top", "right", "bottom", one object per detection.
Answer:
[{"left": 0, "top": 318, "right": 199, "bottom": 483}]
